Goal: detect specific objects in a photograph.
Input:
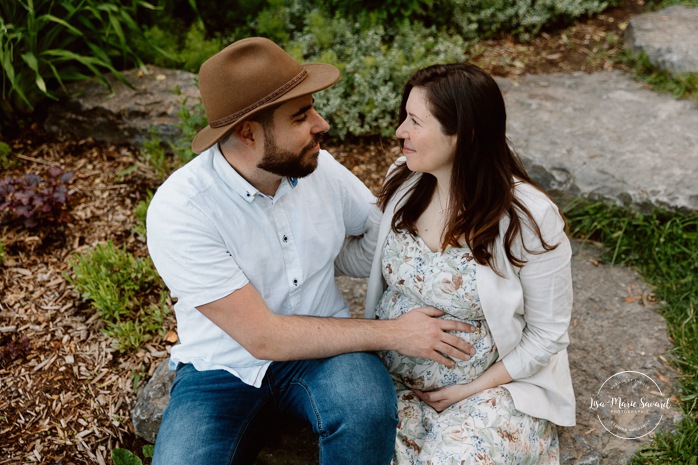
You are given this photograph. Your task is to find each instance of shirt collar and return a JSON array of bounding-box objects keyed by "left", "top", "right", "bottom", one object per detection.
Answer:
[{"left": 211, "top": 144, "right": 299, "bottom": 203}]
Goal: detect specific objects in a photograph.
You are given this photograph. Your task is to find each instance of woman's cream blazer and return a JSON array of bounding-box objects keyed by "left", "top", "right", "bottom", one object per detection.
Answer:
[{"left": 364, "top": 164, "right": 576, "bottom": 426}]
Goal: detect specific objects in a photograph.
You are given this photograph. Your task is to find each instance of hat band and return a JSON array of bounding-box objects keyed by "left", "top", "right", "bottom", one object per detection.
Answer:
[{"left": 209, "top": 69, "right": 308, "bottom": 128}]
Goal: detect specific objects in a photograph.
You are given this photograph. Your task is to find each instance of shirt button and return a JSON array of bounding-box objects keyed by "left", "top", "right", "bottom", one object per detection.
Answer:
[
  {"left": 282, "top": 235, "right": 288, "bottom": 243},
  {"left": 293, "top": 279, "right": 298, "bottom": 286}
]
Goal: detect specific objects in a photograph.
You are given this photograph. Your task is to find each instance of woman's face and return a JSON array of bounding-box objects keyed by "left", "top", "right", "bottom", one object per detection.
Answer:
[{"left": 396, "top": 86, "right": 457, "bottom": 178}]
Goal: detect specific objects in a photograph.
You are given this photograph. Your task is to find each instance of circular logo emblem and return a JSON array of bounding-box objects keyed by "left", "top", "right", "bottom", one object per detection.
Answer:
[{"left": 590, "top": 371, "right": 671, "bottom": 439}]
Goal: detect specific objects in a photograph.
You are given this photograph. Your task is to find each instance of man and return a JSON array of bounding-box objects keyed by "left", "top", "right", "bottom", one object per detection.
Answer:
[{"left": 146, "top": 37, "right": 474, "bottom": 464}]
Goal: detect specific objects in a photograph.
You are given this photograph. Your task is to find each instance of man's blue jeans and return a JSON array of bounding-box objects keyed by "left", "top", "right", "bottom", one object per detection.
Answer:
[{"left": 152, "top": 352, "right": 398, "bottom": 465}]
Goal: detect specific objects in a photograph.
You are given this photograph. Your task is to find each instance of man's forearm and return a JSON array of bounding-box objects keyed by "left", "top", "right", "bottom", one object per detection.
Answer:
[{"left": 197, "top": 283, "right": 475, "bottom": 367}]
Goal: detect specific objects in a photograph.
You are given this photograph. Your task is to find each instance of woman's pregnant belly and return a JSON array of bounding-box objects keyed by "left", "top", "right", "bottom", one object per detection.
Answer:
[{"left": 376, "top": 288, "right": 498, "bottom": 391}]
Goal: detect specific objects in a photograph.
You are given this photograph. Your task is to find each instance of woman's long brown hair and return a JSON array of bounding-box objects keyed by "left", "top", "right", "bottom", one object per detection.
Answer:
[{"left": 377, "top": 63, "right": 561, "bottom": 274}]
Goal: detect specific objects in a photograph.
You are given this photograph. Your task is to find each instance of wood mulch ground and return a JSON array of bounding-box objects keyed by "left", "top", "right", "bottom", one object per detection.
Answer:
[{"left": 0, "top": 1, "right": 646, "bottom": 463}]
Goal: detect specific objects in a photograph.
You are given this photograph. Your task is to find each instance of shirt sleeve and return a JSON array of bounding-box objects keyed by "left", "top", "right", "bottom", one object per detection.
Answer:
[
  {"left": 501, "top": 199, "right": 573, "bottom": 380},
  {"left": 146, "top": 191, "right": 249, "bottom": 309},
  {"left": 320, "top": 153, "right": 378, "bottom": 277}
]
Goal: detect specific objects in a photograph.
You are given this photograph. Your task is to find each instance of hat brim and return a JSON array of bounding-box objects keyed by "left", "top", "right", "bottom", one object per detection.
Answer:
[{"left": 191, "top": 62, "right": 340, "bottom": 154}]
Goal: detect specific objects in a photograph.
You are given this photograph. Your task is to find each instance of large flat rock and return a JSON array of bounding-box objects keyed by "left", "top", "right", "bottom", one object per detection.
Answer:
[
  {"left": 497, "top": 71, "right": 698, "bottom": 212},
  {"left": 44, "top": 65, "right": 200, "bottom": 149},
  {"left": 624, "top": 6, "right": 698, "bottom": 74}
]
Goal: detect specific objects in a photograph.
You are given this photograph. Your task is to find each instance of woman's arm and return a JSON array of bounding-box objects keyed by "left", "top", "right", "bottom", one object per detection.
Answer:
[
  {"left": 500, "top": 201, "right": 573, "bottom": 380},
  {"left": 412, "top": 361, "right": 513, "bottom": 412}
]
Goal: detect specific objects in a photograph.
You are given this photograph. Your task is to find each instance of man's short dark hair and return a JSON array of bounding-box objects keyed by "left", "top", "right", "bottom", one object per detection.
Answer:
[{"left": 218, "top": 103, "right": 279, "bottom": 147}]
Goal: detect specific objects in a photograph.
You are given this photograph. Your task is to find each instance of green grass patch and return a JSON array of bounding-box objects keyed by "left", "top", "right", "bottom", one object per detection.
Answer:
[
  {"left": 621, "top": 51, "right": 698, "bottom": 105},
  {"left": 66, "top": 240, "right": 169, "bottom": 352},
  {"left": 564, "top": 199, "right": 698, "bottom": 462}
]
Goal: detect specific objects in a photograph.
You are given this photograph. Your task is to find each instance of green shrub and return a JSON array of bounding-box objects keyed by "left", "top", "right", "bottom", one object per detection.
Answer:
[
  {"left": 0, "top": 0, "right": 156, "bottom": 123},
  {"left": 287, "top": 8, "right": 468, "bottom": 138},
  {"left": 66, "top": 241, "right": 169, "bottom": 352},
  {"left": 133, "top": 21, "right": 223, "bottom": 73},
  {"left": 323, "top": 0, "right": 434, "bottom": 24},
  {"left": 197, "top": 0, "right": 270, "bottom": 38},
  {"left": 444, "top": 0, "right": 624, "bottom": 41}
]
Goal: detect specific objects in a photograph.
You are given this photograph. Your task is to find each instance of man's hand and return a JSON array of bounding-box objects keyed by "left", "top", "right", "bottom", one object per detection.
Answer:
[{"left": 392, "top": 307, "right": 476, "bottom": 367}]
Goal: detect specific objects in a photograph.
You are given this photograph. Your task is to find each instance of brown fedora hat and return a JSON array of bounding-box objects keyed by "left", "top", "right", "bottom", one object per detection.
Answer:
[{"left": 191, "top": 37, "right": 340, "bottom": 154}]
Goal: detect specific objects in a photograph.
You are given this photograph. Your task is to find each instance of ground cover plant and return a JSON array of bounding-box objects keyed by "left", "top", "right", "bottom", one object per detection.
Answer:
[{"left": 1, "top": 0, "right": 697, "bottom": 463}]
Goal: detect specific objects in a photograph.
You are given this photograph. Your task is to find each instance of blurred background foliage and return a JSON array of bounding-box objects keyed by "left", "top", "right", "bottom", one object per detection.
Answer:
[{"left": 1, "top": 0, "right": 627, "bottom": 138}]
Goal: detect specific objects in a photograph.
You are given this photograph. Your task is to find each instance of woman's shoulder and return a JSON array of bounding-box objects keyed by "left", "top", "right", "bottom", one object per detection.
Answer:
[
  {"left": 511, "top": 181, "right": 567, "bottom": 241},
  {"left": 512, "top": 181, "right": 560, "bottom": 216}
]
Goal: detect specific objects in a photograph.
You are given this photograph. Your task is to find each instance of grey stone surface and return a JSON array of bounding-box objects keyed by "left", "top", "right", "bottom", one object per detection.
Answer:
[
  {"left": 497, "top": 71, "right": 698, "bottom": 212},
  {"left": 44, "top": 65, "right": 200, "bottom": 149},
  {"left": 558, "top": 242, "right": 682, "bottom": 464},
  {"left": 132, "top": 359, "right": 176, "bottom": 444},
  {"left": 624, "top": 6, "right": 698, "bottom": 74},
  {"left": 133, "top": 242, "right": 683, "bottom": 464}
]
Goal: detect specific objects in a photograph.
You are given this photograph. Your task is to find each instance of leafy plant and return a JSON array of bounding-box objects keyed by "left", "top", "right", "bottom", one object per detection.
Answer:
[
  {"left": 66, "top": 240, "right": 169, "bottom": 352},
  {"left": 169, "top": 95, "right": 207, "bottom": 163},
  {"left": 0, "top": 237, "right": 5, "bottom": 265},
  {"left": 443, "top": 0, "right": 625, "bottom": 41},
  {"left": 0, "top": 0, "right": 157, "bottom": 124},
  {"left": 287, "top": 7, "right": 469, "bottom": 139},
  {"left": 139, "top": 92, "right": 206, "bottom": 176},
  {"left": 112, "top": 443, "right": 154, "bottom": 465},
  {"left": 0, "top": 141, "right": 14, "bottom": 170},
  {"left": 323, "top": 0, "right": 434, "bottom": 25},
  {"left": 133, "top": 20, "right": 223, "bottom": 73},
  {"left": 0, "top": 166, "right": 73, "bottom": 228},
  {"left": 140, "top": 128, "right": 170, "bottom": 179}
]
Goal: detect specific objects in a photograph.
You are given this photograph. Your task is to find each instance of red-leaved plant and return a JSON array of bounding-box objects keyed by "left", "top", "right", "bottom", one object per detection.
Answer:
[{"left": 0, "top": 166, "right": 73, "bottom": 228}]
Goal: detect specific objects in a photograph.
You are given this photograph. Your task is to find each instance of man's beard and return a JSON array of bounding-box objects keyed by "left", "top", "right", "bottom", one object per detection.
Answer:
[{"left": 256, "top": 129, "right": 324, "bottom": 179}]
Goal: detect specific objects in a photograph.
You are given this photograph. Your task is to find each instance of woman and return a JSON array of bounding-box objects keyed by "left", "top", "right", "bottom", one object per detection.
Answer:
[{"left": 365, "top": 63, "right": 575, "bottom": 464}]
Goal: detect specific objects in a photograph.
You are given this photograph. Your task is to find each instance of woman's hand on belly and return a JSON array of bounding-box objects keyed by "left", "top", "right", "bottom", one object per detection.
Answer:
[
  {"left": 412, "top": 360, "right": 514, "bottom": 412},
  {"left": 411, "top": 383, "right": 473, "bottom": 412}
]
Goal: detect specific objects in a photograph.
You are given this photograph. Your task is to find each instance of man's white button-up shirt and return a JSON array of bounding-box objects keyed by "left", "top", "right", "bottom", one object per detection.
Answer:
[{"left": 147, "top": 145, "right": 376, "bottom": 387}]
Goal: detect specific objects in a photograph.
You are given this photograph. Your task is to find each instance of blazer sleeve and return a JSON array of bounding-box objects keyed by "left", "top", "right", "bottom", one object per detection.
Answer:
[
  {"left": 501, "top": 199, "right": 573, "bottom": 380},
  {"left": 334, "top": 203, "right": 382, "bottom": 278}
]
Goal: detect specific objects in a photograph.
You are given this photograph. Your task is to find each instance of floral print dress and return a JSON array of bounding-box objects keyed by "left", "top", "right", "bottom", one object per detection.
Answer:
[{"left": 376, "top": 229, "right": 560, "bottom": 464}]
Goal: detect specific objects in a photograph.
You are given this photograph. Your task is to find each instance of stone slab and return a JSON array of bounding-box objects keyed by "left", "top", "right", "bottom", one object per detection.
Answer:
[
  {"left": 44, "top": 65, "right": 200, "bottom": 149},
  {"left": 497, "top": 71, "right": 698, "bottom": 212},
  {"left": 624, "top": 6, "right": 698, "bottom": 74}
]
